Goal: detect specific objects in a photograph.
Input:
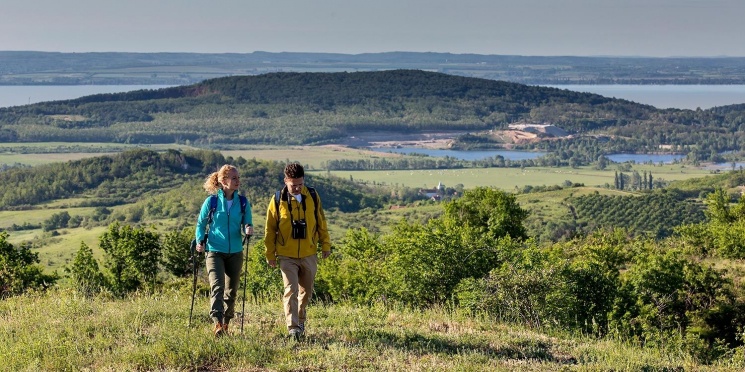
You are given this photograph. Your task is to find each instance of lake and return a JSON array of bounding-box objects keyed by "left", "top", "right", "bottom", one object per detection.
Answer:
[
  {"left": 606, "top": 153, "right": 686, "bottom": 164},
  {"left": 372, "top": 147, "right": 690, "bottom": 164},
  {"left": 369, "top": 147, "right": 547, "bottom": 161},
  {"left": 0, "top": 85, "right": 174, "bottom": 108},
  {"left": 545, "top": 84, "right": 745, "bottom": 110}
]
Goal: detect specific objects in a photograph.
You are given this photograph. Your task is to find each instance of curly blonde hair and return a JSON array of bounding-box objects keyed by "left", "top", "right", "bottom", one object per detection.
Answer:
[{"left": 203, "top": 164, "right": 237, "bottom": 194}]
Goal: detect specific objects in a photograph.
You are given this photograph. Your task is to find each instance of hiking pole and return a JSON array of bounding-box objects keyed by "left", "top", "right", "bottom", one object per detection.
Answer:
[
  {"left": 188, "top": 239, "right": 200, "bottom": 327},
  {"left": 240, "top": 230, "right": 252, "bottom": 334}
]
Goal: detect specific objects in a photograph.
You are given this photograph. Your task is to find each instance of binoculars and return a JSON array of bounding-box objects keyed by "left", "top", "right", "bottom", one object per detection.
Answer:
[{"left": 291, "top": 219, "right": 307, "bottom": 239}]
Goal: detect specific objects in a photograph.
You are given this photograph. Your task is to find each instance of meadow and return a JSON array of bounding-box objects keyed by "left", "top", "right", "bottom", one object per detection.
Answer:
[
  {"left": 2, "top": 286, "right": 742, "bottom": 371},
  {"left": 310, "top": 164, "right": 712, "bottom": 190},
  {"left": 0, "top": 144, "right": 384, "bottom": 169},
  {"left": 0, "top": 142, "right": 715, "bottom": 271},
  {"left": 3, "top": 143, "right": 745, "bottom": 370},
  {"left": 0, "top": 142, "right": 714, "bottom": 189}
]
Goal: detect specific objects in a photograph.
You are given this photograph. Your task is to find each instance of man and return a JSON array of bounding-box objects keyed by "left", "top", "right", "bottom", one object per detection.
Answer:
[{"left": 265, "top": 163, "right": 331, "bottom": 340}]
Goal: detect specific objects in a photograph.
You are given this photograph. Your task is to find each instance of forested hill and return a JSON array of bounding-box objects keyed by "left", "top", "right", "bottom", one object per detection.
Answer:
[
  {"left": 191, "top": 70, "right": 612, "bottom": 105},
  {"left": 0, "top": 148, "right": 385, "bottom": 214},
  {"left": 1, "top": 70, "right": 745, "bottom": 155},
  {"left": 14, "top": 69, "right": 616, "bottom": 106}
]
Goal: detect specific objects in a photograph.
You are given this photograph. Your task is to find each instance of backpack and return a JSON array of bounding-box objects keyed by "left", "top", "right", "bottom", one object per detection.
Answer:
[
  {"left": 201, "top": 194, "right": 248, "bottom": 244},
  {"left": 274, "top": 187, "right": 319, "bottom": 232}
]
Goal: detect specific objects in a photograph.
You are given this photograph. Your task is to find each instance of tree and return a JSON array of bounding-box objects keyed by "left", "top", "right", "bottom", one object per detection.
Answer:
[
  {"left": 161, "top": 226, "right": 194, "bottom": 278},
  {"left": 0, "top": 232, "right": 58, "bottom": 298},
  {"left": 444, "top": 187, "right": 528, "bottom": 240},
  {"left": 42, "top": 211, "right": 71, "bottom": 231},
  {"left": 614, "top": 171, "right": 620, "bottom": 189},
  {"left": 597, "top": 155, "right": 608, "bottom": 170},
  {"left": 648, "top": 172, "right": 653, "bottom": 190},
  {"left": 704, "top": 188, "right": 733, "bottom": 224},
  {"left": 65, "top": 242, "right": 106, "bottom": 294},
  {"left": 99, "top": 222, "right": 161, "bottom": 294}
]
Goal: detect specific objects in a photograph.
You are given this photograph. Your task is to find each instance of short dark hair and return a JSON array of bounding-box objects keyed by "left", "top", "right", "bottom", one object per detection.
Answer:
[{"left": 284, "top": 163, "right": 304, "bottom": 179}]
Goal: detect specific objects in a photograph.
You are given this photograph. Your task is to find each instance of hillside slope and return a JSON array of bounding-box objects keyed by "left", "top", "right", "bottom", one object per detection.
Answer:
[{"left": 1, "top": 70, "right": 744, "bottom": 156}]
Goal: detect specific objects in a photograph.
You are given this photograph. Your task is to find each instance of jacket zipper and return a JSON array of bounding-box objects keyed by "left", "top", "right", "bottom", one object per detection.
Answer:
[
  {"left": 227, "top": 199, "right": 231, "bottom": 254},
  {"left": 295, "top": 199, "right": 301, "bottom": 257}
]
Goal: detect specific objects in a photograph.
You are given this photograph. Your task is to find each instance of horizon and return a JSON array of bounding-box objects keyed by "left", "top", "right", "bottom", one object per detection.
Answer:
[
  {"left": 3, "top": 0, "right": 745, "bottom": 58},
  {"left": 1, "top": 50, "right": 744, "bottom": 59}
]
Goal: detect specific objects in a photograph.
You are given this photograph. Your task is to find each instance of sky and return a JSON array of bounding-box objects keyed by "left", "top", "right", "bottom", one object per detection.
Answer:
[{"left": 2, "top": 0, "right": 744, "bottom": 57}]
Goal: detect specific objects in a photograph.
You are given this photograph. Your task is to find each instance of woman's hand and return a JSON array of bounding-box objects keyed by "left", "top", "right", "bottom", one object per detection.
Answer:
[
  {"left": 196, "top": 242, "right": 205, "bottom": 253},
  {"left": 245, "top": 225, "right": 254, "bottom": 236}
]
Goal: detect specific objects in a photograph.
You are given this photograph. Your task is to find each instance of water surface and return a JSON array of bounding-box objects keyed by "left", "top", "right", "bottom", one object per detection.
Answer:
[
  {"left": 545, "top": 84, "right": 745, "bottom": 110},
  {"left": 0, "top": 85, "right": 174, "bottom": 108},
  {"left": 370, "top": 147, "right": 547, "bottom": 161}
]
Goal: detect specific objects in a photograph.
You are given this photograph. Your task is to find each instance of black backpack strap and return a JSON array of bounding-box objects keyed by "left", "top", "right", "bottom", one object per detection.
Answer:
[
  {"left": 274, "top": 187, "right": 320, "bottom": 239},
  {"left": 307, "top": 187, "right": 320, "bottom": 233},
  {"left": 274, "top": 190, "right": 282, "bottom": 223},
  {"left": 273, "top": 189, "right": 283, "bottom": 246}
]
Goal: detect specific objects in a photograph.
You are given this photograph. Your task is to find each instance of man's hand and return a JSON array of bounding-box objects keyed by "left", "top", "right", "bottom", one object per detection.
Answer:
[
  {"left": 245, "top": 225, "right": 254, "bottom": 236},
  {"left": 322, "top": 251, "right": 331, "bottom": 259},
  {"left": 196, "top": 243, "right": 205, "bottom": 253},
  {"left": 267, "top": 259, "right": 276, "bottom": 268}
]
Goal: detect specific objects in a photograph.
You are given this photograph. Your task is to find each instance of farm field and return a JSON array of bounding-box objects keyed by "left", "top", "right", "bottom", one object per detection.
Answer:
[
  {"left": 222, "top": 145, "right": 402, "bottom": 170},
  {"left": 0, "top": 141, "right": 720, "bottom": 189},
  {"left": 0, "top": 143, "right": 396, "bottom": 169},
  {"left": 0, "top": 142, "right": 196, "bottom": 166},
  {"left": 310, "top": 165, "right": 713, "bottom": 190},
  {"left": 0, "top": 142, "right": 720, "bottom": 274}
]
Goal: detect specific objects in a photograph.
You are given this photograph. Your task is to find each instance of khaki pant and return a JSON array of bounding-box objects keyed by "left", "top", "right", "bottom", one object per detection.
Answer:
[
  {"left": 206, "top": 251, "right": 243, "bottom": 325},
  {"left": 279, "top": 255, "right": 318, "bottom": 330}
]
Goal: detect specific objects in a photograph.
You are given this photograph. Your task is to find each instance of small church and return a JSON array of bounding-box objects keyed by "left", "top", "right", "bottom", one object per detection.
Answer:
[{"left": 419, "top": 182, "right": 444, "bottom": 200}]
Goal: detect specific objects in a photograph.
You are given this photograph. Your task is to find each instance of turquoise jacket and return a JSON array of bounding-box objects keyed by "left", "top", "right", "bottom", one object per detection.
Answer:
[{"left": 195, "top": 189, "right": 253, "bottom": 254}]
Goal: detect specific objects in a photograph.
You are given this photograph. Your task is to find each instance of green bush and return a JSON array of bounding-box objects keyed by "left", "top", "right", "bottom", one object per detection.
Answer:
[
  {"left": 99, "top": 222, "right": 161, "bottom": 295},
  {"left": 65, "top": 242, "right": 106, "bottom": 295},
  {"left": 160, "top": 226, "right": 194, "bottom": 278},
  {"left": 0, "top": 232, "right": 58, "bottom": 298},
  {"left": 608, "top": 247, "right": 739, "bottom": 359},
  {"left": 243, "top": 237, "right": 283, "bottom": 300},
  {"left": 317, "top": 228, "right": 387, "bottom": 304}
]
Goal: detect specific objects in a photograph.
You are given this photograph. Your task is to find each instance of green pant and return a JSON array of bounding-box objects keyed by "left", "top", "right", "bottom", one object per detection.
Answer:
[{"left": 206, "top": 251, "right": 243, "bottom": 325}]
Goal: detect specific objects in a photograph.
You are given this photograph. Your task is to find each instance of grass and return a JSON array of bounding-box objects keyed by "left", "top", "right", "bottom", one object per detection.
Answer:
[
  {"left": 310, "top": 164, "right": 712, "bottom": 190},
  {"left": 1, "top": 144, "right": 744, "bottom": 369},
  {"left": 0, "top": 143, "right": 723, "bottom": 277},
  {"left": 2, "top": 288, "right": 742, "bottom": 371},
  {"left": 0, "top": 142, "right": 199, "bottom": 166},
  {"left": 0, "top": 143, "right": 399, "bottom": 169},
  {"left": 0, "top": 141, "right": 719, "bottom": 189},
  {"left": 222, "top": 145, "right": 403, "bottom": 170}
]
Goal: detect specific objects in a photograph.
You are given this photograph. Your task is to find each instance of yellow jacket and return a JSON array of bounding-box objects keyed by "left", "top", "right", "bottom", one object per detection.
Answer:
[{"left": 265, "top": 186, "right": 331, "bottom": 259}]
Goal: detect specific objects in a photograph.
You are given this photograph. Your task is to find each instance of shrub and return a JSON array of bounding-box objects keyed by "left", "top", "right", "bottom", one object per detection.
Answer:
[
  {"left": 65, "top": 242, "right": 106, "bottom": 295},
  {"left": 160, "top": 226, "right": 194, "bottom": 278},
  {"left": 0, "top": 232, "right": 58, "bottom": 298},
  {"left": 99, "top": 222, "right": 161, "bottom": 295}
]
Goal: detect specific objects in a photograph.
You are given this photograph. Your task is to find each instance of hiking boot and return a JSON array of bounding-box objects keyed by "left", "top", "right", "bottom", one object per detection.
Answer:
[
  {"left": 214, "top": 323, "right": 225, "bottom": 337},
  {"left": 289, "top": 328, "right": 301, "bottom": 341},
  {"left": 222, "top": 323, "right": 230, "bottom": 336},
  {"left": 298, "top": 323, "right": 305, "bottom": 336}
]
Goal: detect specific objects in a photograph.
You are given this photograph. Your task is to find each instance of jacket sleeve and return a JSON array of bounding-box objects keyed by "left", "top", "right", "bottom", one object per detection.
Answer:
[
  {"left": 264, "top": 194, "right": 278, "bottom": 260},
  {"left": 314, "top": 193, "right": 332, "bottom": 252},
  {"left": 195, "top": 197, "right": 211, "bottom": 243}
]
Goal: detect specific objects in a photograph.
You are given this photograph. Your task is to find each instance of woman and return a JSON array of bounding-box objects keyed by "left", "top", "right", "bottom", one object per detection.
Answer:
[{"left": 195, "top": 164, "right": 253, "bottom": 337}]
